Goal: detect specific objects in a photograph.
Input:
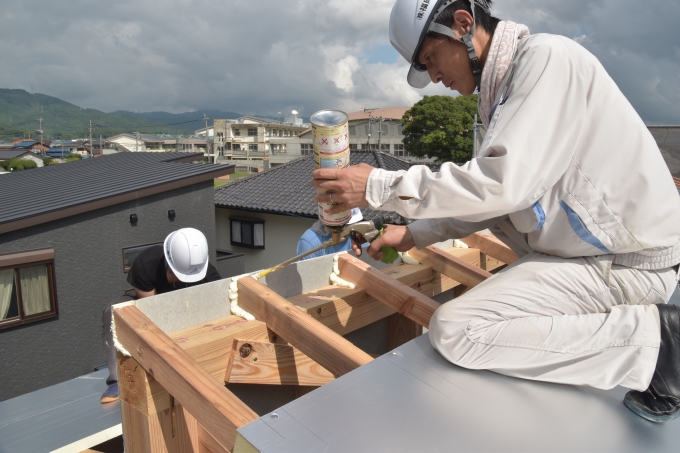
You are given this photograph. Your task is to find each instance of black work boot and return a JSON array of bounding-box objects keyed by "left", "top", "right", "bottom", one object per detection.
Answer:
[{"left": 624, "top": 304, "right": 680, "bottom": 422}]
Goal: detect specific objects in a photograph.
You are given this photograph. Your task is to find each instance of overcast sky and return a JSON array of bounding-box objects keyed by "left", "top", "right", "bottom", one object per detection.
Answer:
[{"left": 1, "top": 0, "right": 678, "bottom": 123}]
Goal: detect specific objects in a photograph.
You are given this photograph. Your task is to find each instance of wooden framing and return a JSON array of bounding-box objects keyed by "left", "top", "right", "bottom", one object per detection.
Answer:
[
  {"left": 408, "top": 245, "right": 493, "bottom": 288},
  {"left": 114, "top": 236, "right": 514, "bottom": 453},
  {"left": 225, "top": 340, "right": 336, "bottom": 386},
  {"left": 460, "top": 232, "right": 519, "bottom": 265}
]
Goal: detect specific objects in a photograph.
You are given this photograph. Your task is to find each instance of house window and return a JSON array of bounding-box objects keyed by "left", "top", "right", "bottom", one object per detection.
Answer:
[
  {"left": 233, "top": 144, "right": 241, "bottom": 151},
  {"left": 394, "top": 144, "right": 410, "bottom": 157},
  {"left": 301, "top": 144, "right": 313, "bottom": 156},
  {"left": 248, "top": 144, "right": 258, "bottom": 151},
  {"left": 122, "top": 242, "right": 163, "bottom": 273},
  {"left": 349, "top": 125, "right": 356, "bottom": 136},
  {"left": 0, "top": 249, "right": 58, "bottom": 330},
  {"left": 349, "top": 144, "right": 358, "bottom": 151},
  {"left": 248, "top": 128, "right": 257, "bottom": 136},
  {"left": 230, "top": 218, "right": 265, "bottom": 249},
  {"left": 397, "top": 124, "right": 404, "bottom": 135},
  {"left": 234, "top": 129, "right": 241, "bottom": 136}
]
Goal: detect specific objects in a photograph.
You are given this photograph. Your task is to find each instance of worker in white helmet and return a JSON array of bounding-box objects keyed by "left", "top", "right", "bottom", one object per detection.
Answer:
[
  {"left": 312, "top": 0, "right": 680, "bottom": 422},
  {"left": 100, "top": 228, "right": 221, "bottom": 403}
]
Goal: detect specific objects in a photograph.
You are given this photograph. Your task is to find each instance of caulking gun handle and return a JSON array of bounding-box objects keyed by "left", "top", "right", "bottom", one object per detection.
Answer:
[{"left": 375, "top": 227, "right": 399, "bottom": 264}]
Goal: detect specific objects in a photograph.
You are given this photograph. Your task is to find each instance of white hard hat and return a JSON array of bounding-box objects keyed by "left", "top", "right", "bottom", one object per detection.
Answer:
[
  {"left": 164, "top": 228, "right": 210, "bottom": 283},
  {"left": 389, "top": 0, "right": 491, "bottom": 89}
]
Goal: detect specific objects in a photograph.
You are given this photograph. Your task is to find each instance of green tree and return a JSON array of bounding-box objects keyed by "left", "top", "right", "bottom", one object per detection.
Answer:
[
  {"left": 402, "top": 95, "right": 478, "bottom": 163},
  {"left": 0, "top": 158, "right": 38, "bottom": 171}
]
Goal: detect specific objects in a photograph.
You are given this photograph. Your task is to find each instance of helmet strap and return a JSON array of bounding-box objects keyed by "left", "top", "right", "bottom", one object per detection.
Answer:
[{"left": 428, "top": 0, "right": 487, "bottom": 92}]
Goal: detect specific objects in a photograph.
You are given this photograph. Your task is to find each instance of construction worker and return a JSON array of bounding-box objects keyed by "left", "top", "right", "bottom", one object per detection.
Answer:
[
  {"left": 296, "top": 208, "right": 364, "bottom": 260},
  {"left": 100, "top": 228, "right": 221, "bottom": 403},
  {"left": 312, "top": 0, "right": 680, "bottom": 422}
]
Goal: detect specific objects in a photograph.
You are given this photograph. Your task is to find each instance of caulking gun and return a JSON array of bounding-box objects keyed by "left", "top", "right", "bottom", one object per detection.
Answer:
[{"left": 256, "top": 215, "right": 399, "bottom": 279}]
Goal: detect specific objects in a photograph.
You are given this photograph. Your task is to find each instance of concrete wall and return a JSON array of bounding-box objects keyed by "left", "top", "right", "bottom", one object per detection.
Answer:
[
  {"left": 215, "top": 208, "right": 314, "bottom": 273},
  {"left": 0, "top": 180, "right": 217, "bottom": 402}
]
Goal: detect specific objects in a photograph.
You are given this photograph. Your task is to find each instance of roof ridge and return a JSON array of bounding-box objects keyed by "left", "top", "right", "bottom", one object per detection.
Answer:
[{"left": 215, "top": 155, "right": 312, "bottom": 192}]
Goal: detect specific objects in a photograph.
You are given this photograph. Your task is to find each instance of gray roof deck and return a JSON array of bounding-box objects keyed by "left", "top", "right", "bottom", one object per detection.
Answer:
[
  {"left": 0, "top": 152, "right": 233, "bottom": 233},
  {"left": 0, "top": 369, "right": 121, "bottom": 453},
  {"left": 238, "top": 289, "right": 680, "bottom": 453}
]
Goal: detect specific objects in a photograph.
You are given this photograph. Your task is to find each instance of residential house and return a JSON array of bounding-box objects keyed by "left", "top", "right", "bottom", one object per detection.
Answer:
[
  {"left": 0, "top": 149, "right": 45, "bottom": 168},
  {"left": 213, "top": 150, "right": 412, "bottom": 273},
  {"left": 105, "top": 133, "right": 208, "bottom": 153},
  {"left": 0, "top": 152, "right": 236, "bottom": 402}
]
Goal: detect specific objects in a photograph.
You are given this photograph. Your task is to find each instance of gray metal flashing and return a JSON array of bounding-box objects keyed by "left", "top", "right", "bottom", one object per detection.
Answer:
[
  {"left": 0, "top": 152, "right": 234, "bottom": 234},
  {"left": 238, "top": 291, "right": 680, "bottom": 453},
  {"left": 0, "top": 369, "right": 121, "bottom": 453}
]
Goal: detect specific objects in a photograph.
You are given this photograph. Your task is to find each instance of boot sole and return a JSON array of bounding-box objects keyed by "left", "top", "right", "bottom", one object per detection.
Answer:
[{"left": 624, "top": 397, "right": 680, "bottom": 423}]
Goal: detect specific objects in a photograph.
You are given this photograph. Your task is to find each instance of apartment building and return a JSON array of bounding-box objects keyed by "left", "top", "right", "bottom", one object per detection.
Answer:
[{"left": 213, "top": 116, "right": 309, "bottom": 171}]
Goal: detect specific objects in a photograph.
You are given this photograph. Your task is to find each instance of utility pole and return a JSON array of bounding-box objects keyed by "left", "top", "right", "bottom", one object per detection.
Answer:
[
  {"left": 363, "top": 108, "right": 375, "bottom": 150},
  {"left": 35, "top": 117, "right": 44, "bottom": 154},
  {"left": 199, "top": 113, "right": 212, "bottom": 162},
  {"left": 88, "top": 120, "right": 95, "bottom": 157},
  {"left": 473, "top": 114, "right": 478, "bottom": 158},
  {"left": 377, "top": 111, "right": 384, "bottom": 152},
  {"left": 99, "top": 134, "right": 102, "bottom": 156}
]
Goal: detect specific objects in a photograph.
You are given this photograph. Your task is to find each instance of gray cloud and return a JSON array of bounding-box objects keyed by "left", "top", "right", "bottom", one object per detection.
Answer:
[{"left": 0, "top": 0, "right": 677, "bottom": 123}]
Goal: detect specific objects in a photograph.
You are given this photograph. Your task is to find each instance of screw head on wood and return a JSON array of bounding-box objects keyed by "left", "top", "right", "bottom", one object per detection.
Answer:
[{"left": 239, "top": 343, "right": 253, "bottom": 358}]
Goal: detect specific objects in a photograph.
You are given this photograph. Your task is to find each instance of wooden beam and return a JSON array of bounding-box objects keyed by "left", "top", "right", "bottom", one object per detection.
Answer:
[
  {"left": 197, "top": 425, "right": 230, "bottom": 453},
  {"left": 337, "top": 254, "right": 441, "bottom": 328},
  {"left": 408, "top": 246, "right": 493, "bottom": 289},
  {"left": 460, "top": 232, "right": 518, "bottom": 265},
  {"left": 225, "top": 339, "right": 336, "bottom": 386},
  {"left": 237, "top": 276, "right": 373, "bottom": 377},
  {"left": 113, "top": 305, "right": 258, "bottom": 452},
  {"left": 169, "top": 315, "right": 269, "bottom": 380}
]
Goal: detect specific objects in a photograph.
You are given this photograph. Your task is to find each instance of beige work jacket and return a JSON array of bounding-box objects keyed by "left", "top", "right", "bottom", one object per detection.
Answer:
[{"left": 366, "top": 34, "right": 680, "bottom": 270}]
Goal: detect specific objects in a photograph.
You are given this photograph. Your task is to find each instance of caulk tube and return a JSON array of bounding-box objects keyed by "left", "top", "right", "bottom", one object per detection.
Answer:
[{"left": 311, "top": 110, "right": 352, "bottom": 230}]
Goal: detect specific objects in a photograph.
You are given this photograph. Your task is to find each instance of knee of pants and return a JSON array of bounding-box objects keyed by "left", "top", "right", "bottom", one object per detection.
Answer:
[{"left": 428, "top": 301, "right": 484, "bottom": 369}]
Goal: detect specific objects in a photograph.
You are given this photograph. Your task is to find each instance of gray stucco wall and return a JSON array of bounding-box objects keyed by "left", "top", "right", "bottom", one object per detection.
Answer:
[{"left": 0, "top": 180, "right": 216, "bottom": 402}]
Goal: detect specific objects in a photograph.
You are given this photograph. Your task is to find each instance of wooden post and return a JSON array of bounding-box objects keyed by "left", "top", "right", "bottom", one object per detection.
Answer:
[
  {"left": 460, "top": 232, "right": 518, "bottom": 265},
  {"left": 408, "top": 245, "right": 493, "bottom": 289},
  {"left": 388, "top": 313, "right": 424, "bottom": 350},
  {"left": 113, "top": 305, "right": 258, "bottom": 452},
  {"left": 118, "top": 354, "right": 200, "bottom": 453},
  {"left": 337, "top": 254, "right": 441, "bottom": 328},
  {"left": 237, "top": 276, "right": 373, "bottom": 377}
]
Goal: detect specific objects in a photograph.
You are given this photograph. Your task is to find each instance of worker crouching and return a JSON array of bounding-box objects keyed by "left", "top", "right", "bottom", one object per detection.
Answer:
[{"left": 312, "top": 0, "right": 680, "bottom": 423}]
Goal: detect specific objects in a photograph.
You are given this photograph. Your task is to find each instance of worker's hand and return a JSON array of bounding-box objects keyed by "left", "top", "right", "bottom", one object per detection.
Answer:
[
  {"left": 312, "top": 163, "right": 374, "bottom": 214},
  {"left": 352, "top": 224, "right": 415, "bottom": 261}
]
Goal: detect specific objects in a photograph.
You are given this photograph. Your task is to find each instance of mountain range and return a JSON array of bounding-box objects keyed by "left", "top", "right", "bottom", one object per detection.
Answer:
[{"left": 0, "top": 89, "right": 297, "bottom": 140}]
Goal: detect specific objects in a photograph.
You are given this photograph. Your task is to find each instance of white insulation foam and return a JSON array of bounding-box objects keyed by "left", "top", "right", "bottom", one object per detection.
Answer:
[
  {"left": 330, "top": 252, "right": 355, "bottom": 289},
  {"left": 111, "top": 301, "right": 135, "bottom": 357},
  {"left": 228, "top": 275, "right": 256, "bottom": 321}
]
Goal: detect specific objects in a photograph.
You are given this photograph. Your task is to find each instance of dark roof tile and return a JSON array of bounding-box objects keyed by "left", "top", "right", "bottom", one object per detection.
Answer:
[
  {"left": 0, "top": 152, "right": 232, "bottom": 227},
  {"left": 214, "top": 151, "right": 412, "bottom": 220}
]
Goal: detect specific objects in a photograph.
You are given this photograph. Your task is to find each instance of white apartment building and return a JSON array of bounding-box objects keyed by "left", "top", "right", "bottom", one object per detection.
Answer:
[{"left": 212, "top": 116, "right": 310, "bottom": 171}]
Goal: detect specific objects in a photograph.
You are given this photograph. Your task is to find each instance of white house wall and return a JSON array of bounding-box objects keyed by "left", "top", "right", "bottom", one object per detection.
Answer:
[{"left": 215, "top": 208, "right": 314, "bottom": 273}]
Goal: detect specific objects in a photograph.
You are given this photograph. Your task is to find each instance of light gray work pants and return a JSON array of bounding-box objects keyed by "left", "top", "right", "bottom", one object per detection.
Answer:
[
  {"left": 102, "top": 295, "right": 134, "bottom": 385},
  {"left": 429, "top": 252, "right": 679, "bottom": 391}
]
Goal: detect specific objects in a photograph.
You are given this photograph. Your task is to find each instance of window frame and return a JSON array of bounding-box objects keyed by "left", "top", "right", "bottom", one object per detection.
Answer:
[
  {"left": 0, "top": 249, "right": 59, "bottom": 330},
  {"left": 121, "top": 242, "right": 163, "bottom": 273},
  {"left": 229, "top": 217, "right": 265, "bottom": 249},
  {"left": 247, "top": 128, "right": 257, "bottom": 137}
]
